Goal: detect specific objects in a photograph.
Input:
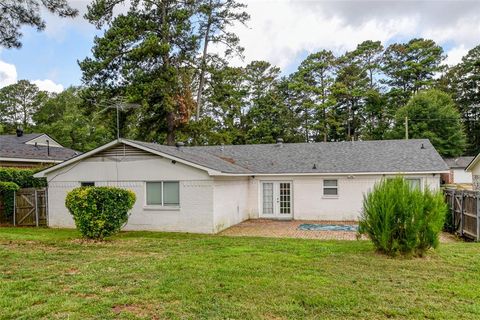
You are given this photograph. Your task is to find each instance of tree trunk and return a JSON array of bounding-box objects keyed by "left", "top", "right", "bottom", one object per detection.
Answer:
[
  {"left": 166, "top": 111, "right": 175, "bottom": 146},
  {"left": 196, "top": 13, "right": 212, "bottom": 121}
]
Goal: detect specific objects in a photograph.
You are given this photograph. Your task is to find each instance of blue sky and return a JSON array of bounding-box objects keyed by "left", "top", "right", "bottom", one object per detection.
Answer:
[{"left": 0, "top": 0, "right": 479, "bottom": 93}]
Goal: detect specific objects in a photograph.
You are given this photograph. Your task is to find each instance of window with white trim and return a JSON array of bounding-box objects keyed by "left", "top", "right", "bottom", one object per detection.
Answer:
[
  {"left": 323, "top": 179, "right": 338, "bottom": 196},
  {"left": 405, "top": 178, "right": 421, "bottom": 190},
  {"left": 146, "top": 181, "right": 180, "bottom": 206}
]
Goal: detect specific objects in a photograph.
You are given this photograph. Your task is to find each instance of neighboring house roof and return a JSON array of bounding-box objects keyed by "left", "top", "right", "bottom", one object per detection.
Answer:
[
  {"left": 444, "top": 157, "right": 475, "bottom": 169},
  {"left": 0, "top": 133, "right": 79, "bottom": 163},
  {"left": 35, "top": 138, "right": 449, "bottom": 177}
]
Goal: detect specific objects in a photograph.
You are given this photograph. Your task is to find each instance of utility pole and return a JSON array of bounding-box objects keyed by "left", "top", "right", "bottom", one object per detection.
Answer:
[{"left": 405, "top": 116, "right": 409, "bottom": 140}]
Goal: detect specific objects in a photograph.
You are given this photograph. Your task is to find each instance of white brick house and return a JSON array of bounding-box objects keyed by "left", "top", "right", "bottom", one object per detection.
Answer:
[{"left": 34, "top": 138, "right": 448, "bottom": 234}]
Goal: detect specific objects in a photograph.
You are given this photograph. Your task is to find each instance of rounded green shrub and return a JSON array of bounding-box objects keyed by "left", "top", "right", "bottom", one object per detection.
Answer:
[
  {"left": 65, "top": 187, "right": 136, "bottom": 239},
  {"left": 358, "top": 177, "right": 446, "bottom": 257}
]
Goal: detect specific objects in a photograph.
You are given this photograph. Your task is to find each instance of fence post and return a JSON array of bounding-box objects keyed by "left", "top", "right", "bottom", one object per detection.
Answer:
[
  {"left": 460, "top": 190, "right": 465, "bottom": 237},
  {"left": 13, "top": 190, "right": 16, "bottom": 226},
  {"left": 477, "top": 192, "right": 480, "bottom": 242},
  {"left": 34, "top": 189, "right": 39, "bottom": 227},
  {"left": 45, "top": 188, "right": 49, "bottom": 227}
]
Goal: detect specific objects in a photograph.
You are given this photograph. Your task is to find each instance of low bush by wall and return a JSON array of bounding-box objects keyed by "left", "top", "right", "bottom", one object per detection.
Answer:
[{"left": 65, "top": 186, "right": 136, "bottom": 239}]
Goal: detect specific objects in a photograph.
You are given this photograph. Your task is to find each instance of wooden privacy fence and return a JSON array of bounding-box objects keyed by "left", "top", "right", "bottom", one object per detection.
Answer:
[
  {"left": 444, "top": 189, "right": 480, "bottom": 241},
  {"left": 0, "top": 188, "right": 47, "bottom": 227}
]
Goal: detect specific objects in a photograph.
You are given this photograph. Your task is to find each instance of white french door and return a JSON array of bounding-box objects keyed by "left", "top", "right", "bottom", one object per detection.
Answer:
[{"left": 260, "top": 181, "right": 292, "bottom": 219}]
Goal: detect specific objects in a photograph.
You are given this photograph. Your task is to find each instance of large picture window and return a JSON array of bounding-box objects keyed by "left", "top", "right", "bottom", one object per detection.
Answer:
[{"left": 146, "top": 181, "right": 180, "bottom": 206}]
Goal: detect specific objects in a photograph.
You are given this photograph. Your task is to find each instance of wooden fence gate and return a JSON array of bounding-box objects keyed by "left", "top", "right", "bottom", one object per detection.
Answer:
[
  {"left": 0, "top": 188, "right": 48, "bottom": 227},
  {"left": 444, "top": 189, "right": 480, "bottom": 241}
]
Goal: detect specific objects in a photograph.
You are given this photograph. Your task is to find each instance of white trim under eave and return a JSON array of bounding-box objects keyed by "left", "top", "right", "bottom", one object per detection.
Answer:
[
  {"left": 465, "top": 154, "right": 480, "bottom": 172},
  {"left": 209, "top": 171, "right": 449, "bottom": 177},
  {"left": 0, "top": 157, "right": 63, "bottom": 163},
  {"left": 120, "top": 140, "right": 222, "bottom": 175},
  {"left": 33, "top": 139, "right": 223, "bottom": 178}
]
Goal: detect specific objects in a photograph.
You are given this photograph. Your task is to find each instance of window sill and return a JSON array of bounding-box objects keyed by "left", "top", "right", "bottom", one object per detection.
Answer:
[
  {"left": 322, "top": 195, "right": 339, "bottom": 199},
  {"left": 143, "top": 206, "right": 181, "bottom": 211}
]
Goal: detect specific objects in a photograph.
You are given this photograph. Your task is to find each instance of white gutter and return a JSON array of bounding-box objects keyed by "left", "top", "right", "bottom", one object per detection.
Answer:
[
  {"left": 209, "top": 170, "right": 449, "bottom": 177},
  {"left": 0, "top": 157, "right": 63, "bottom": 163}
]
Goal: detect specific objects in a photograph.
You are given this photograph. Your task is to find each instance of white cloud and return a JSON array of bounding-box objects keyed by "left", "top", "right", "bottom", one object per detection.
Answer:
[
  {"left": 214, "top": 0, "right": 480, "bottom": 72},
  {"left": 0, "top": 58, "right": 64, "bottom": 92},
  {"left": 32, "top": 79, "right": 64, "bottom": 93},
  {"left": 445, "top": 45, "right": 469, "bottom": 66},
  {"left": 0, "top": 60, "right": 18, "bottom": 87}
]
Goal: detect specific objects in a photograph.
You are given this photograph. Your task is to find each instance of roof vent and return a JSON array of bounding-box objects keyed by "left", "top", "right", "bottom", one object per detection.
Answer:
[
  {"left": 16, "top": 128, "right": 23, "bottom": 137},
  {"left": 421, "top": 143, "right": 425, "bottom": 149},
  {"left": 276, "top": 138, "right": 283, "bottom": 146},
  {"left": 312, "top": 163, "right": 317, "bottom": 170},
  {"left": 175, "top": 142, "right": 185, "bottom": 149}
]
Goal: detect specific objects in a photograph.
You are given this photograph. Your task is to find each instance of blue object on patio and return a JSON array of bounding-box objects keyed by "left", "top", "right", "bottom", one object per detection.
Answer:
[{"left": 297, "top": 224, "right": 358, "bottom": 232}]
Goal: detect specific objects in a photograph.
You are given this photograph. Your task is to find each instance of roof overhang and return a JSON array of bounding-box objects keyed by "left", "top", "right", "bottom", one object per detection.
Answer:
[
  {"left": 210, "top": 170, "right": 449, "bottom": 177},
  {"left": 466, "top": 155, "right": 480, "bottom": 172},
  {"left": 33, "top": 139, "right": 223, "bottom": 178},
  {"left": 0, "top": 157, "right": 63, "bottom": 164}
]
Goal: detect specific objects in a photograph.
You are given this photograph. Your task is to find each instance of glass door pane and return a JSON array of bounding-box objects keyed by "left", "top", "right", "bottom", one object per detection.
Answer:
[
  {"left": 262, "top": 183, "right": 274, "bottom": 215},
  {"left": 279, "top": 182, "right": 291, "bottom": 215}
]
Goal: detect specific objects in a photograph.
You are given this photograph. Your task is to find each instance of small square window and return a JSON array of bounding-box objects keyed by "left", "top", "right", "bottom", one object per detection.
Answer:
[
  {"left": 323, "top": 179, "right": 338, "bottom": 196},
  {"left": 81, "top": 182, "right": 95, "bottom": 187},
  {"left": 406, "top": 178, "right": 421, "bottom": 190}
]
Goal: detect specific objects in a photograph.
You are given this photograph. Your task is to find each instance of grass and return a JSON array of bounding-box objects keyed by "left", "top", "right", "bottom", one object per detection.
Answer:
[{"left": 1, "top": 228, "right": 479, "bottom": 319}]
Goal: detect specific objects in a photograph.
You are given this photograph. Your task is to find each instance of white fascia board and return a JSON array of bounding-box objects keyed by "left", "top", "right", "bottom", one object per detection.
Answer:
[
  {"left": 33, "top": 140, "right": 121, "bottom": 177},
  {"left": 34, "top": 139, "right": 222, "bottom": 178},
  {"left": 210, "top": 171, "right": 448, "bottom": 177},
  {"left": 465, "top": 155, "right": 480, "bottom": 172},
  {"left": 0, "top": 157, "right": 62, "bottom": 163},
  {"left": 121, "top": 140, "right": 222, "bottom": 176}
]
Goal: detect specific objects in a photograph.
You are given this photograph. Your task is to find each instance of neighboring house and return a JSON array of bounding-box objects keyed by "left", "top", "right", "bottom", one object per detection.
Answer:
[
  {"left": 442, "top": 157, "right": 475, "bottom": 184},
  {"left": 466, "top": 155, "right": 480, "bottom": 191},
  {"left": 34, "top": 138, "right": 448, "bottom": 234},
  {"left": 0, "top": 129, "right": 79, "bottom": 168}
]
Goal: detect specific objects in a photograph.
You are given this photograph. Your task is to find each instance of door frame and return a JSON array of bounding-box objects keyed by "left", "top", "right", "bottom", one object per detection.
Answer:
[{"left": 259, "top": 180, "right": 294, "bottom": 220}]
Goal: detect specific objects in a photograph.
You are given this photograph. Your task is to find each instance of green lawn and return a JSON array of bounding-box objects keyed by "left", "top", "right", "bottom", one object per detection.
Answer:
[{"left": 1, "top": 228, "right": 479, "bottom": 319}]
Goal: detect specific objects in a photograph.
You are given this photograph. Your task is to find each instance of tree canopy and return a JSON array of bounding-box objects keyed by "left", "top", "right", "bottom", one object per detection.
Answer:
[
  {"left": 390, "top": 89, "right": 466, "bottom": 157},
  {"left": 0, "top": 0, "right": 78, "bottom": 48}
]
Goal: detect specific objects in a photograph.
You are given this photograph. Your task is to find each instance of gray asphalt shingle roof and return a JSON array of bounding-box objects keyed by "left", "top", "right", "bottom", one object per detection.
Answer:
[
  {"left": 0, "top": 133, "right": 79, "bottom": 162},
  {"left": 132, "top": 139, "right": 448, "bottom": 174},
  {"left": 443, "top": 156, "right": 475, "bottom": 169}
]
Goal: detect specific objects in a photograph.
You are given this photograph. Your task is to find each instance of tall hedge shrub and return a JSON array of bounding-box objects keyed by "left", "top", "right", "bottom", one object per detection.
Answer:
[
  {"left": 358, "top": 177, "right": 446, "bottom": 257},
  {"left": 65, "top": 187, "right": 136, "bottom": 239}
]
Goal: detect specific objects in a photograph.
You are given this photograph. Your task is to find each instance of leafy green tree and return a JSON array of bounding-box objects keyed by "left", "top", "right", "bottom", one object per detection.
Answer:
[
  {"left": 360, "top": 89, "right": 389, "bottom": 140},
  {"left": 332, "top": 56, "right": 370, "bottom": 141},
  {"left": 390, "top": 89, "right": 466, "bottom": 157},
  {"left": 289, "top": 50, "right": 337, "bottom": 142},
  {"left": 34, "top": 88, "right": 112, "bottom": 152},
  {"left": 440, "top": 45, "right": 480, "bottom": 155},
  {"left": 382, "top": 38, "right": 445, "bottom": 109},
  {"left": 0, "top": 0, "right": 78, "bottom": 48},
  {"left": 0, "top": 80, "right": 48, "bottom": 132},
  {"left": 350, "top": 40, "right": 384, "bottom": 89},
  {"left": 195, "top": 0, "right": 249, "bottom": 120},
  {"left": 81, "top": 0, "right": 198, "bottom": 145},
  {"left": 201, "top": 61, "right": 247, "bottom": 145},
  {"left": 243, "top": 61, "right": 302, "bottom": 143}
]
